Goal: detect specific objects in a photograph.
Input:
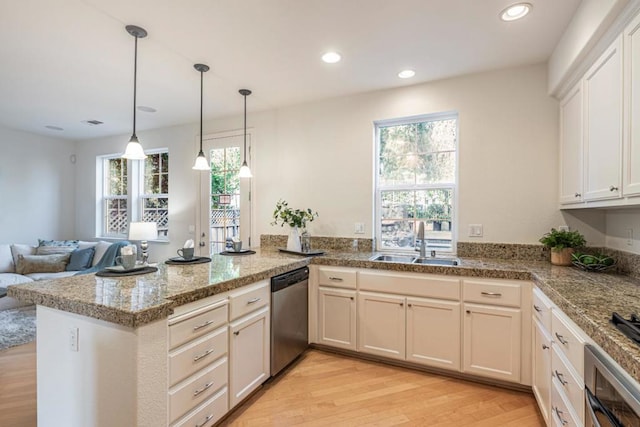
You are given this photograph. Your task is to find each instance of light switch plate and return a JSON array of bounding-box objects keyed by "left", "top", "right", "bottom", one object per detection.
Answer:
[
  {"left": 355, "top": 223, "right": 365, "bottom": 234},
  {"left": 468, "top": 224, "right": 483, "bottom": 237}
]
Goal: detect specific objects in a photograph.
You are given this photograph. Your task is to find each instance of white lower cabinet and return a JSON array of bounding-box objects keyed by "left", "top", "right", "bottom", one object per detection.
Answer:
[
  {"left": 462, "top": 303, "right": 522, "bottom": 383},
  {"left": 357, "top": 291, "right": 406, "bottom": 359},
  {"left": 532, "top": 319, "right": 552, "bottom": 425},
  {"left": 318, "top": 286, "right": 357, "bottom": 350}
]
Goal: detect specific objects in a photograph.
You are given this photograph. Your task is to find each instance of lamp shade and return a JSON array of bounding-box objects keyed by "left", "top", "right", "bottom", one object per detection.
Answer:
[
  {"left": 128, "top": 222, "right": 158, "bottom": 241},
  {"left": 122, "top": 137, "right": 147, "bottom": 160},
  {"left": 192, "top": 150, "right": 209, "bottom": 170}
]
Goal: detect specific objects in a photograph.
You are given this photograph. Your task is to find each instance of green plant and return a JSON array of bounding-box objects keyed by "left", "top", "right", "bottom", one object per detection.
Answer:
[
  {"left": 539, "top": 228, "right": 586, "bottom": 251},
  {"left": 271, "top": 199, "right": 318, "bottom": 229}
]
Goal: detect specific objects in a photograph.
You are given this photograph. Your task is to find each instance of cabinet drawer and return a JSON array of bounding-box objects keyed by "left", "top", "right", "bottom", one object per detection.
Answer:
[
  {"left": 169, "top": 327, "right": 228, "bottom": 387},
  {"left": 169, "top": 357, "right": 228, "bottom": 424},
  {"left": 171, "top": 386, "right": 228, "bottom": 427},
  {"left": 318, "top": 267, "right": 357, "bottom": 289},
  {"left": 358, "top": 270, "right": 460, "bottom": 300},
  {"left": 229, "top": 281, "right": 269, "bottom": 321},
  {"left": 551, "top": 346, "right": 584, "bottom": 424},
  {"left": 533, "top": 287, "right": 553, "bottom": 332},
  {"left": 463, "top": 279, "right": 521, "bottom": 307},
  {"left": 169, "top": 303, "right": 228, "bottom": 350},
  {"left": 551, "top": 378, "right": 581, "bottom": 427},
  {"left": 551, "top": 310, "right": 586, "bottom": 378}
]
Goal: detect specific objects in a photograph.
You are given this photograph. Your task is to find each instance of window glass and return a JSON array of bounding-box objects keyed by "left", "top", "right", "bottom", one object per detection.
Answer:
[
  {"left": 104, "top": 158, "right": 128, "bottom": 236},
  {"left": 376, "top": 114, "right": 457, "bottom": 252},
  {"left": 142, "top": 152, "right": 169, "bottom": 238}
]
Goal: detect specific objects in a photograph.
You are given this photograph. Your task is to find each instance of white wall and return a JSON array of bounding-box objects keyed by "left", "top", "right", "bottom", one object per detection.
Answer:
[
  {"left": 74, "top": 63, "right": 571, "bottom": 256},
  {"left": 606, "top": 209, "right": 640, "bottom": 253},
  {"left": 0, "top": 126, "right": 76, "bottom": 244}
]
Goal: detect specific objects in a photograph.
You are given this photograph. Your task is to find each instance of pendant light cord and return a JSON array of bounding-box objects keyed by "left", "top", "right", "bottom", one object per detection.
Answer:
[
  {"left": 132, "top": 34, "right": 138, "bottom": 140},
  {"left": 243, "top": 93, "right": 247, "bottom": 159},
  {"left": 200, "top": 70, "right": 204, "bottom": 153}
]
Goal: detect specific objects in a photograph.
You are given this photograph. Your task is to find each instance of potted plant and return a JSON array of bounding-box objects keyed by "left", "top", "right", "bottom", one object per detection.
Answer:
[
  {"left": 539, "top": 228, "right": 586, "bottom": 266},
  {"left": 271, "top": 200, "right": 318, "bottom": 252}
]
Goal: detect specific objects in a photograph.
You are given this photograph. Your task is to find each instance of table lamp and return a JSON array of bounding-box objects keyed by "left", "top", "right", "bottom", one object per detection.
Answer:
[{"left": 128, "top": 222, "right": 157, "bottom": 264}]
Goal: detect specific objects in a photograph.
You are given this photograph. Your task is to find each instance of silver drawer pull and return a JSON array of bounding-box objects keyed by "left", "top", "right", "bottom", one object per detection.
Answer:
[
  {"left": 480, "top": 291, "right": 502, "bottom": 297},
  {"left": 247, "top": 297, "right": 261, "bottom": 305},
  {"left": 533, "top": 304, "right": 542, "bottom": 312},
  {"left": 553, "top": 407, "right": 568, "bottom": 425},
  {"left": 555, "top": 332, "right": 568, "bottom": 345},
  {"left": 542, "top": 344, "right": 549, "bottom": 350},
  {"left": 195, "top": 414, "right": 214, "bottom": 427},
  {"left": 610, "top": 185, "right": 619, "bottom": 192},
  {"left": 193, "top": 349, "right": 214, "bottom": 362},
  {"left": 328, "top": 276, "right": 343, "bottom": 282},
  {"left": 193, "top": 320, "right": 214, "bottom": 331},
  {"left": 574, "top": 192, "right": 581, "bottom": 198},
  {"left": 193, "top": 381, "right": 214, "bottom": 397},
  {"left": 554, "top": 370, "right": 568, "bottom": 386}
]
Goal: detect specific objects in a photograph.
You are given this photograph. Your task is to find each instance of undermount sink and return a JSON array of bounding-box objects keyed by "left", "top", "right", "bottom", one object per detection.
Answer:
[{"left": 369, "top": 254, "right": 460, "bottom": 266}]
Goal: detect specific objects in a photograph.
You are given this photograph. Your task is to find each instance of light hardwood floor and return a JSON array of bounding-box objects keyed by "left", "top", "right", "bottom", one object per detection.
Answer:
[
  {"left": 221, "top": 350, "right": 545, "bottom": 426},
  {"left": 0, "top": 343, "right": 544, "bottom": 427}
]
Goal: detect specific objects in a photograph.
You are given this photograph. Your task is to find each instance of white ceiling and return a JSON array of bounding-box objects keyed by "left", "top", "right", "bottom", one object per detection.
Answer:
[{"left": 0, "top": 0, "right": 581, "bottom": 140}]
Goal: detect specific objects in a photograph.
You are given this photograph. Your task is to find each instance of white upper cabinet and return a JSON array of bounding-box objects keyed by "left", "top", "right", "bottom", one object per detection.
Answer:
[
  {"left": 559, "top": 82, "right": 584, "bottom": 205},
  {"left": 583, "top": 34, "right": 623, "bottom": 201},
  {"left": 624, "top": 13, "right": 640, "bottom": 196}
]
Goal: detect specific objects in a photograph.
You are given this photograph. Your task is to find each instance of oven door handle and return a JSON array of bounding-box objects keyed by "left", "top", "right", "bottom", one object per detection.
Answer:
[{"left": 586, "top": 386, "right": 623, "bottom": 427}]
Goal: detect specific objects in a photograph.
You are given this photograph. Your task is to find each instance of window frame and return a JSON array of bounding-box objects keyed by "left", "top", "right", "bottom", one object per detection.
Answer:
[
  {"left": 374, "top": 111, "right": 459, "bottom": 254},
  {"left": 98, "top": 148, "right": 169, "bottom": 240}
]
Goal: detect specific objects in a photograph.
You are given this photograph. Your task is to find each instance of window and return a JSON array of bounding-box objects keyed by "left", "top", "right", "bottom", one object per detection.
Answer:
[
  {"left": 209, "top": 146, "right": 241, "bottom": 253},
  {"left": 375, "top": 113, "right": 457, "bottom": 253},
  {"left": 100, "top": 150, "right": 169, "bottom": 239}
]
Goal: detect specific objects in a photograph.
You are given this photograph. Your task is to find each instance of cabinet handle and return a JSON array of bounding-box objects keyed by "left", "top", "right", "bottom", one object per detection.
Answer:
[
  {"left": 193, "top": 381, "right": 214, "bottom": 397},
  {"left": 350, "top": 297, "right": 354, "bottom": 301},
  {"left": 247, "top": 297, "right": 261, "bottom": 305},
  {"left": 553, "top": 407, "right": 569, "bottom": 426},
  {"left": 193, "top": 320, "right": 214, "bottom": 331},
  {"left": 466, "top": 310, "right": 471, "bottom": 314},
  {"left": 408, "top": 303, "right": 412, "bottom": 308},
  {"left": 610, "top": 185, "right": 619, "bottom": 192},
  {"left": 554, "top": 370, "right": 568, "bottom": 386},
  {"left": 193, "top": 348, "right": 214, "bottom": 362},
  {"left": 480, "top": 291, "right": 502, "bottom": 297},
  {"left": 533, "top": 305, "right": 542, "bottom": 312},
  {"left": 542, "top": 344, "right": 549, "bottom": 350},
  {"left": 574, "top": 192, "right": 581, "bottom": 198},
  {"left": 233, "top": 331, "right": 240, "bottom": 336},
  {"left": 555, "top": 332, "right": 568, "bottom": 345},
  {"left": 328, "top": 277, "right": 343, "bottom": 282},
  {"left": 195, "top": 414, "right": 214, "bottom": 427}
]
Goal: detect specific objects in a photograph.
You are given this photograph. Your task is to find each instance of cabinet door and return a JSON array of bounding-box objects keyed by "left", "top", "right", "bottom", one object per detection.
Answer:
[
  {"left": 406, "top": 297, "right": 460, "bottom": 371},
  {"left": 583, "top": 34, "right": 623, "bottom": 201},
  {"left": 229, "top": 307, "right": 270, "bottom": 408},
  {"left": 318, "top": 287, "right": 357, "bottom": 350},
  {"left": 463, "top": 303, "right": 521, "bottom": 383},
  {"left": 532, "top": 319, "right": 552, "bottom": 425},
  {"left": 358, "top": 291, "right": 406, "bottom": 360},
  {"left": 624, "top": 14, "right": 640, "bottom": 196},
  {"left": 559, "top": 82, "right": 584, "bottom": 204}
]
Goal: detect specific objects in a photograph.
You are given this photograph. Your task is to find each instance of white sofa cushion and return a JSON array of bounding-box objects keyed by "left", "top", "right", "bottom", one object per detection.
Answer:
[
  {"left": 0, "top": 273, "right": 34, "bottom": 287},
  {"left": 0, "top": 244, "right": 14, "bottom": 273},
  {"left": 78, "top": 241, "right": 99, "bottom": 251},
  {"left": 92, "top": 241, "right": 112, "bottom": 267},
  {"left": 25, "top": 271, "right": 78, "bottom": 281}
]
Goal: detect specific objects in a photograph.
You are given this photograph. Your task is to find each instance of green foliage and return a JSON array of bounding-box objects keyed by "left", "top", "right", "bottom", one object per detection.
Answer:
[
  {"left": 572, "top": 252, "right": 615, "bottom": 266},
  {"left": 539, "top": 228, "right": 586, "bottom": 251},
  {"left": 271, "top": 200, "right": 318, "bottom": 229}
]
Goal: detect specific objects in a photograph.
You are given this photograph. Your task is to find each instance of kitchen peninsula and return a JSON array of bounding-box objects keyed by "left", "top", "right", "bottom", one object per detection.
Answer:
[{"left": 10, "top": 248, "right": 640, "bottom": 426}]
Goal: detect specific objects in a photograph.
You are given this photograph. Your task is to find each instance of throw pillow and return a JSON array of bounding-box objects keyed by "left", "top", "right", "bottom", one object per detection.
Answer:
[
  {"left": 16, "top": 253, "right": 71, "bottom": 275},
  {"left": 11, "top": 244, "right": 36, "bottom": 266},
  {"left": 92, "top": 241, "right": 112, "bottom": 267},
  {"left": 66, "top": 247, "right": 95, "bottom": 271},
  {"left": 36, "top": 239, "right": 79, "bottom": 255}
]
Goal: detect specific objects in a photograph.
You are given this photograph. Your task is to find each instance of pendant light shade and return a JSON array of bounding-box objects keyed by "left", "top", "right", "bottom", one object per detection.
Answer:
[
  {"left": 238, "top": 89, "right": 252, "bottom": 178},
  {"left": 192, "top": 63, "right": 210, "bottom": 171},
  {"left": 122, "top": 25, "right": 148, "bottom": 160}
]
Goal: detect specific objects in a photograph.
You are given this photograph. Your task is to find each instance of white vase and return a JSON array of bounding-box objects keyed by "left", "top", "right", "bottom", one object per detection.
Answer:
[{"left": 287, "top": 227, "right": 302, "bottom": 252}]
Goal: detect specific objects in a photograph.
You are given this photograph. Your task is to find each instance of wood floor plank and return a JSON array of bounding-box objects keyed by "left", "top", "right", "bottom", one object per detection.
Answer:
[
  {"left": 0, "top": 341, "right": 37, "bottom": 427},
  {"left": 219, "top": 350, "right": 544, "bottom": 426}
]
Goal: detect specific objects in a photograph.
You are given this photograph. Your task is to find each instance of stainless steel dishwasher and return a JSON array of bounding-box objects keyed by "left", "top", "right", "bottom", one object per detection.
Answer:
[{"left": 270, "top": 266, "right": 309, "bottom": 377}]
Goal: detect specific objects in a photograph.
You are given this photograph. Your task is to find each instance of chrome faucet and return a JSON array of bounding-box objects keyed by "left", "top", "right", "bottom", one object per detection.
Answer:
[{"left": 418, "top": 221, "right": 426, "bottom": 258}]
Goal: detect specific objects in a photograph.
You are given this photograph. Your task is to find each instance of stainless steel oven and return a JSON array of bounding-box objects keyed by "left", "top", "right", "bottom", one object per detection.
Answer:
[{"left": 585, "top": 344, "right": 640, "bottom": 426}]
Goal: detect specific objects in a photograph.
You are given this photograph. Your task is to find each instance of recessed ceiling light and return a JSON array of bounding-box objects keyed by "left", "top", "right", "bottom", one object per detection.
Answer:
[
  {"left": 398, "top": 69, "right": 416, "bottom": 79},
  {"left": 322, "top": 52, "right": 341, "bottom": 64},
  {"left": 137, "top": 106, "right": 157, "bottom": 113},
  {"left": 500, "top": 3, "right": 532, "bottom": 21},
  {"left": 45, "top": 125, "right": 64, "bottom": 131}
]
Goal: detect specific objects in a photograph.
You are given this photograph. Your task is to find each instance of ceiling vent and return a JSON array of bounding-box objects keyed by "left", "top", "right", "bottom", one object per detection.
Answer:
[{"left": 83, "top": 120, "right": 104, "bottom": 126}]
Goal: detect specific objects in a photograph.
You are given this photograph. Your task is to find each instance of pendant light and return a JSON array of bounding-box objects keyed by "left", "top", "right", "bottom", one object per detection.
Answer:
[
  {"left": 238, "top": 89, "right": 252, "bottom": 178},
  {"left": 192, "top": 63, "right": 210, "bottom": 170},
  {"left": 122, "top": 25, "right": 148, "bottom": 160}
]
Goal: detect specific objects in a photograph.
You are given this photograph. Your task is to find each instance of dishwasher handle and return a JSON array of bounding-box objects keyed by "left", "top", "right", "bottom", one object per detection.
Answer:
[{"left": 271, "top": 267, "right": 309, "bottom": 292}]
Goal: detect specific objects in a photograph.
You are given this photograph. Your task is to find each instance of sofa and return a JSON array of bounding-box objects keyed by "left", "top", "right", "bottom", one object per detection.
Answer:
[{"left": 0, "top": 240, "right": 115, "bottom": 311}]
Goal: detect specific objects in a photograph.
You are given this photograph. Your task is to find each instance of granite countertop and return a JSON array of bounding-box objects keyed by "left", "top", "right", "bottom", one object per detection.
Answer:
[{"left": 10, "top": 247, "right": 640, "bottom": 383}]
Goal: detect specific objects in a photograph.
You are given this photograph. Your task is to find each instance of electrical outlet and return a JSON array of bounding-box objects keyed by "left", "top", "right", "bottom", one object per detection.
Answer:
[
  {"left": 558, "top": 225, "right": 569, "bottom": 231},
  {"left": 468, "top": 224, "right": 483, "bottom": 237},
  {"left": 627, "top": 229, "right": 634, "bottom": 246},
  {"left": 354, "top": 223, "right": 365, "bottom": 234},
  {"left": 69, "top": 327, "right": 79, "bottom": 352}
]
